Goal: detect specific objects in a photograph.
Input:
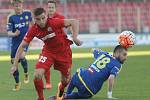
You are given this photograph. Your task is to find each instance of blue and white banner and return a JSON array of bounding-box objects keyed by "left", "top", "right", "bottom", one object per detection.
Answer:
[
  {"left": 0, "top": 34, "right": 150, "bottom": 51},
  {"left": 0, "top": 37, "right": 11, "bottom": 51}
]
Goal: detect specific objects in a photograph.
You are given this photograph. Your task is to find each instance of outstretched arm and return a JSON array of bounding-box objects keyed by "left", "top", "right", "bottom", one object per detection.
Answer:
[
  {"left": 92, "top": 48, "right": 103, "bottom": 59},
  {"left": 64, "top": 19, "right": 83, "bottom": 46},
  {"left": 107, "top": 74, "right": 118, "bottom": 99}
]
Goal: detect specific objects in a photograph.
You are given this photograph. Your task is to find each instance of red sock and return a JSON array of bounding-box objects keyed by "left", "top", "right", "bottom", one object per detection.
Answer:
[
  {"left": 34, "top": 78, "right": 44, "bottom": 100},
  {"left": 44, "top": 70, "right": 50, "bottom": 84}
]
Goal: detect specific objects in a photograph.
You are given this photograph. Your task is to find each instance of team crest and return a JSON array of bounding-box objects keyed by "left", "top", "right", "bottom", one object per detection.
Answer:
[
  {"left": 20, "top": 17, "right": 23, "bottom": 20},
  {"left": 25, "top": 16, "right": 29, "bottom": 20},
  {"left": 47, "top": 27, "right": 52, "bottom": 32}
]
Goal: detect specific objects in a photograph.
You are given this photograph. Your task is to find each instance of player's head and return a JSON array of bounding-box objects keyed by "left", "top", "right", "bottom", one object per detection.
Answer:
[
  {"left": 33, "top": 8, "right": 47, "bottom": 28},
  {"left": 11, "top": 0, "right": 23, "bottom": 14},
  {"left": 47, "top": 0, "right": 57, "bottom": 15},
  {"left": 113, "top": 45, "right": 128, "bottom": 64}
]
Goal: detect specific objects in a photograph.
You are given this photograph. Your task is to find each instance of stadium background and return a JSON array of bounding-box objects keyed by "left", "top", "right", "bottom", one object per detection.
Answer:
[{"left": 0, "top": 0, "right": 150, "bottom": 100}]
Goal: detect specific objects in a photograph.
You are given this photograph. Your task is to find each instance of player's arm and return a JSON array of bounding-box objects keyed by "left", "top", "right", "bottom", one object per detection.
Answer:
[
  {"left": 92, "top": 48, "right": 103, "bottom": 59},
  {"left": 64, "top": 19, "right": 82, "bottom": 46},
  {"left": 107, "top": 74, "right": 116, "bottom": 99},
  {"left": 92, "top": 48, "right": 109, "bottom": 59},
  {"left": 29, "top": 20, "right": 34, "bottom": 27},
  {"left": 107, "top": 66, "right": 121, "bottom": 99},
  {"left": 7, "top": 15, "right": 20, "bottom": 37},
  {"left": 27, "top": 10, "right": 34, "bottom": 27},
  {"left": 67, "top": 26, "right": 73, "bottom": 35},
  {"left": 59, "top": 15, "right": 74, "bottom": 34},
  {"left": 29, "top": 15, "right": 34, "bottom": 27},
  {"left": 7, "top": 30, "right": 20, "bottom": 37},
  {"left": 107, "top": 74, "right": 118, "bottom": 99}
]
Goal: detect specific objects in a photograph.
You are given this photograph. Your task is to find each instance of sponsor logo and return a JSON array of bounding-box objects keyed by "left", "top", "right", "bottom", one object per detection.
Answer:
[{"left": 41, "top": 32, "right": 56, "bottom": 41}]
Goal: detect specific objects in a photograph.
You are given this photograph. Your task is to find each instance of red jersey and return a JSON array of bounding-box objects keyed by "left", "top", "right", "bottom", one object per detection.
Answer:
[
  {"left": 24, "top": 18, "right": 73, "bottom": 53},
  {"left": 49, "top": 12, "right": 68, "bottom": 34},
  {"left": 49, "top": 12, "right": 65, "bottom": 19}
]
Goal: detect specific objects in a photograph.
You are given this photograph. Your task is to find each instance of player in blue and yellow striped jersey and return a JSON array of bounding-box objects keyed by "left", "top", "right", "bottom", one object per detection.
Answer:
[
  {"left": 65, "top": 45, "right": 127, "bottom": 99},
  {"left": 7, "top": 0, "right": 33, "bottom": 91}
]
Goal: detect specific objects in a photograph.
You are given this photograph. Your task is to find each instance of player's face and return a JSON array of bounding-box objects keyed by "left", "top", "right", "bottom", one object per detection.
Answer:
[
  {"left": 118, "top": 50, "right": 127, "bottom": 64},
  {"left": 34, "top": 13, "right": 47, "bottom": 28},
  {"left": 48, "top": 3, "right": 56, "bottom": 15},
  {"left": 13, "top": 2, "right": 23, "bottom": 14}
]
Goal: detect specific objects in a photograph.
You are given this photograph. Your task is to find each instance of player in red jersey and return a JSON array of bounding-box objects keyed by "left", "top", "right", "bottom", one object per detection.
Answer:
[
  {"left": 10, "top": 8, "right": 82, "bottom": 100},
  {"left": 43, "top": 0, "right": 66, "bottom": 90},
  {"left": 47, "top": 0, "right": 64, "bottom": 19}
]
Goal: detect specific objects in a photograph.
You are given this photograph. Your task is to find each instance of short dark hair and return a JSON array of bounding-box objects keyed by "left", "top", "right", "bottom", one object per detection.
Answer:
[
  {"left": 113, "top": 45, "right": 127, "bottom": 53},
  {"left": 33, "top": 8, "right": 46, "bottom": 16},
  {"left": 48, "top": 0, "right": 56, "bottom": 6},
  {"left": 11, "top": 0, "right": 23, "bottom": 4}
]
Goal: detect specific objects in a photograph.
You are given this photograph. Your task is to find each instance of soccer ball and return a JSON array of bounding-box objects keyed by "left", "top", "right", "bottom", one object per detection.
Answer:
[{"left": 118, "top": 31, "right": 136, "bottom": 48}]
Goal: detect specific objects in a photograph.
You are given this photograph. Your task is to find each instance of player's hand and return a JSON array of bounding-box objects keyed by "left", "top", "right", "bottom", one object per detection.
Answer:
[
  {"left": 73, "top": 37, "right": 83, "bottom": 46},
  {"left": 107, "top": 91, "right": 118, "bottom": 99},
  {"left": 10, "top": 66, "right": 17, "bottom": 75},
  {"left": 15, "top": 30, "right": 20, "bottom": 36}
]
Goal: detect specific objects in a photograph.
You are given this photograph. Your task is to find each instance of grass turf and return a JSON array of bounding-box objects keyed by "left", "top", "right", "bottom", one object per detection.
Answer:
[{"left": 0, "top": 45, "right": 150, "bottom": 100}]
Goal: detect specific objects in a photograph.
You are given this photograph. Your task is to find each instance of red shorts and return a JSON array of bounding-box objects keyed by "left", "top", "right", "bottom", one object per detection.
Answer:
[{"left": 36, "top": 47, "right": 72, "bottom": 76}]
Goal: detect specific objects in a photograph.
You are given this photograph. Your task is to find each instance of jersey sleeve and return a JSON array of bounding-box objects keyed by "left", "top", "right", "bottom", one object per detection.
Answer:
[
  {"left": 110, "top": 66, "right": 122, "bottom": 77},
  {"left": 54, "top": 13, "right": 65, "bottom": 19},
  {"left": 50, "top": 18, "right": 65, "bottom": 28},
  {"left": 28, "top": 12, "right": 32, "bottom": 22},
  {"left": 7, "top": 15, "right": 13, "bottom": 32},
  {"left": 23, "top": 26, "right": 36, "bottom": 43},
  {"left": 93, "top": 49, "right": 109, "bottom": 59},
  {"left": 58, "top": 15, "right": 65, "bottom": 19}
]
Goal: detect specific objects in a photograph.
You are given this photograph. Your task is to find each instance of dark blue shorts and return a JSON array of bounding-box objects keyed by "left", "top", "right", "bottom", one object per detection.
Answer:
[{"left": 71, "top": 72, "right": 92, "bottom": 98}]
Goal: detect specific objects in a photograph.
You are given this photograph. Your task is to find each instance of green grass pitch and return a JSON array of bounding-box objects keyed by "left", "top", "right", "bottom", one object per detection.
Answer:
[{"left": 0, "top": 45, "right": 150, "bottom": 100}]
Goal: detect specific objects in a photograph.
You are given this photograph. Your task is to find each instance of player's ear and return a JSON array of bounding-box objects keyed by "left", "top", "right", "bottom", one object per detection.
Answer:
[{"left": 114, "top": 51, "right": 119, "bottom": 58}]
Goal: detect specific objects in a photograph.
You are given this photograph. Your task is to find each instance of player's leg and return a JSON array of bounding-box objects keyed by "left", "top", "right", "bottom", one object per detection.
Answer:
[
  {"left": 65, "top": 92, "right": 92, "bottom": 99},
  {"left": 65, "top": 92, "right": 81, "bottom": 99},
  {"left": 11, "top": 49, "right": 21, "bottom": 91},
  {"left": 20, "top": 46, "right": 29, "bottom": 84},
  {"left": 12, "top": 63, "right": 21, "bottom": 91},
  {"left": 44, "top": 69, "right": 52, "bottom": 89},
  {"left": 66, "top": 72, "right": 77, "bottom": 94},
  {"left": 34, "top": 68, "right": 45, "bottom": 100},
  {"left": 34, "top": 53, "right": 54, "bottom": 100},
  {"left": 55, "top": 47, "right": 72, "bottom": 100},
  {"left": 57, "top": 68, "right": 71, "bottom": 100},
  {"left": 65, "top": 72, "right": 80, "bottom": 99},
  {"left": 65, "top": 71, "right": 92, "bottom": 99}
]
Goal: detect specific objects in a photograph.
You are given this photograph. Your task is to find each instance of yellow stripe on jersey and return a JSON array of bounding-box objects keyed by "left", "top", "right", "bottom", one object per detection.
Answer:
[{"left": 77, "top": 69, "right": 95, "bottom": 96}]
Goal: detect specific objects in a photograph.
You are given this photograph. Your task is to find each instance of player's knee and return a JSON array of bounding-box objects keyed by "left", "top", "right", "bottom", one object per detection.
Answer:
[
  {"left": 13, "top": 70, "right": 19, "bottom": 76},
  {"left": 34, "top": 69, "right": 45, "bottom": 79},
  {"left": 61, "top": 75, "right": 71, "bottom": 85},
  {"left": 34, "top": 72, "right": 42, "bottom": 79}
]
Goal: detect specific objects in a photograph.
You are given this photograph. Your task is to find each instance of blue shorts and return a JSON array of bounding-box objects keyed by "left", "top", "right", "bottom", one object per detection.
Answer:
[
  {"left": 11, "top": 45, "right": 28, "bottom": 58},
  {"left": 71, "top": 72, "right": 92, "bottom": 97}
]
